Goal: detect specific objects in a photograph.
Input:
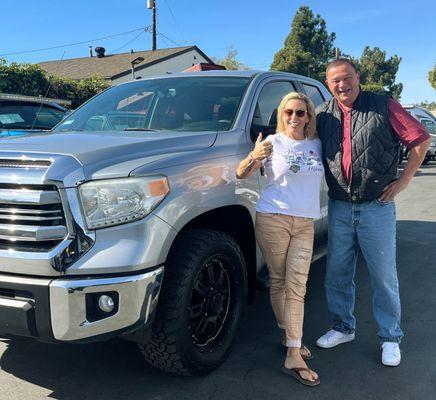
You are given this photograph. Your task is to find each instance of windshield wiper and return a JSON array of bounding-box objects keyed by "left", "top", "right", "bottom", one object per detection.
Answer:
[{"left": 123, "top": 127, "right": 160, "bottom": 131}]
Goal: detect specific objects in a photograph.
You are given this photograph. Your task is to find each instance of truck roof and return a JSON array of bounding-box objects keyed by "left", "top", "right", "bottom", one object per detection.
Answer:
[
  {"left": 126, "top": 69, "right": 324, "bottom": 88},
  {"left": 401, "top": 104, "right": 435, "bottom": 121}
]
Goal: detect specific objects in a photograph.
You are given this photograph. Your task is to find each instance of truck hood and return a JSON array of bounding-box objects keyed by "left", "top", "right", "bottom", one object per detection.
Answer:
[{"left": 0, "top": 130, "right": 217, "bottom": 183}]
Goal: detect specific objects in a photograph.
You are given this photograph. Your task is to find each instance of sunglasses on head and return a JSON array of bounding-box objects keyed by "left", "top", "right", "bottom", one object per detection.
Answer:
[{"left": 283, "top": 109, "right": 307, "bottom": 118}]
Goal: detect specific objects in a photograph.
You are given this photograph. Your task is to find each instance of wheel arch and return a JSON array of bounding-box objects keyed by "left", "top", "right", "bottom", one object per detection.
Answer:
[{"left": 168, "top": 205, "right": 257, "bottom": 303}]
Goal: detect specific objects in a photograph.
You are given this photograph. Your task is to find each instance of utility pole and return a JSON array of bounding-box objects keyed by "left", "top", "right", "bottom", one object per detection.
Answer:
[{"left": 147, "top": 0, "right": 157, "bottom": 50}]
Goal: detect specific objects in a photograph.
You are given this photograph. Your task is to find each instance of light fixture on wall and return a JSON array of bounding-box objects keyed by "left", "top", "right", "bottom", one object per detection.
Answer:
[{"left": 131, "top": 56, "right": 145, "bottom": 80}]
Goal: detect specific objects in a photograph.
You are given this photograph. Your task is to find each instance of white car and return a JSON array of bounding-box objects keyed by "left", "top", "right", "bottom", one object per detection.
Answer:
[{"left": 401, "top": 105, "right": 436, "bottom": 164}]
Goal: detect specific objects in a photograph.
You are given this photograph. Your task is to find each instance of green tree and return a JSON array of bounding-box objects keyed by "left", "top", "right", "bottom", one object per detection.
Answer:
[
  {"left": 357, "top": 46, "right": 403, "bottom": 99},
  {"left": 270, "top": 6, "right": 336, "bottom": 81},
  {"left": 75, "top": 77, "right": 110, "bottom": 107},
  {"left": 212, "top": 46, "right": 250, "bottom": 70},
  {"left": 359, "top": 83, "right": 386, "bottom": 95},
  {"left": 0, "top": 59, "right": 47, "bottom": 96},
  {"left": 429, "top": 64, "right": 436, "bottom": 90},
  {"left": 47, "top": 75, "right": 110, "bottom": 108},
  {"left": 0, "top": 59, "right": 110, "bottom": 108},
  {"left": 418, "top": 101, "right": 436, "bottom": 110}
]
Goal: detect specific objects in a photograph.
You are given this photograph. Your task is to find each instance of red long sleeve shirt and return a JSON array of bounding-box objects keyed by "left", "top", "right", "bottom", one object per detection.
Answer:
[{"left": 338, "top": 98, "right": 430, "bottom": 185}]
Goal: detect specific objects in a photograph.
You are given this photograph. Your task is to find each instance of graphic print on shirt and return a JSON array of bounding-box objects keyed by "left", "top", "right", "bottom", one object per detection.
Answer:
[{"left": 283, "top": 149, "right": 323, "bottom": 173}]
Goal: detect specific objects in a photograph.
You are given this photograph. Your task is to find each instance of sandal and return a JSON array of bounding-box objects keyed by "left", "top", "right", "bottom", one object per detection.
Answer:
[
  {"left": 300, "top": 344, "right": 314, "bottom": 360},
  {"left": 281, "top": 336, "right": 314, "bottom": 360},
  {"left": 281, "top": 366, "right": 320, "bottom": 387}
]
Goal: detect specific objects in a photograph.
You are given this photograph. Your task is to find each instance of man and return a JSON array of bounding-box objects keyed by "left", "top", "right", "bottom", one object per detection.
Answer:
[{"left": 316, "top": 59, "right": 431, "bottom": 366}]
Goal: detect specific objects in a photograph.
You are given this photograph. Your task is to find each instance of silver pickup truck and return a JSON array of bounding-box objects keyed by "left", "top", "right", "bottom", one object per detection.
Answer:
[{"left": 0, "top": 70, "right": 331, "bottom": 375}]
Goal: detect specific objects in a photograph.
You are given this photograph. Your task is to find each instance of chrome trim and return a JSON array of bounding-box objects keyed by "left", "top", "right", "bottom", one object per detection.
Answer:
[
  {"left": 0, "top": 188, "right": 60, "bottom": 205},
  {"left": 0, "top": 152, "right": 84, "bottom": 187},
  {"left": 0, "top": 208, "right": 62, "bottom": 215},
  {"left": 0, "top": 159, "right": 51, "bottom": 169},
  {"left": 49, "top": 267, "right": 164, "bottom": 341},
  {"left": 0, "top": 297, "right": 32, "bottom": 310},
  {"left": 0, "top": 274, "right": 51, "bottom": 286},
  {"left": 0, "top": 240, "right": 73, "bottom": 275},
  {"left": 0, "top": 224, "right": 67, "bottom": 241},
  {"left": 0, "top": 169, "right": 54, "bottom": 186},
  {"left": 59, "top": 188, "right": 82, "bottom": 241},
  {"left": 0, "top": 214, "right": 62, "bottom": 222},
  {"left": 0, "top": 187, "right": 95, "bottom": 275}
]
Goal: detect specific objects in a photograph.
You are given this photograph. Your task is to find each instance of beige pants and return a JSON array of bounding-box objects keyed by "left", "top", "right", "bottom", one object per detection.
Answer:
[{"left": 255, "top": 212, "right": 314, "bottom": 348}]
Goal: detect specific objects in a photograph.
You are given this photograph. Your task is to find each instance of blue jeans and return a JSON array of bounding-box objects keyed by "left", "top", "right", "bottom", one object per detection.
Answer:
[{"left": 325, "top": 198, "right": 404, "bottom": 344}]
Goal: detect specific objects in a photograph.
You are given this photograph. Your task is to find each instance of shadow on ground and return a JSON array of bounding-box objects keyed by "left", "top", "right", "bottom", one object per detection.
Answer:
[{"left": 0, "top": 221, "right": 435, "bottom": 400}]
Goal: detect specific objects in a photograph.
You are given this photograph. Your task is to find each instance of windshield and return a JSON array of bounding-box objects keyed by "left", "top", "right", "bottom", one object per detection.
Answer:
[
  {"left": 54, "top": 76, "right": 250, "bottom": 133},
  {"left": 0, "top": 101, "right": 66, "bottom": 131}
]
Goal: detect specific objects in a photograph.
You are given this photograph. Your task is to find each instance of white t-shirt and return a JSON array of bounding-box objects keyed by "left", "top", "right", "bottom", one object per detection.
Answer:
[{"left": 256, "top": 132, "right": 324, "bottom": 219}]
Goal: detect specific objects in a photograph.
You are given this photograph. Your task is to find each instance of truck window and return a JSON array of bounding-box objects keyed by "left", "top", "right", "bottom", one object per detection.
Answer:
[
  {"left": 56, "top": 77, "right": 250, "bottom": 133},
  {"left": 301, "top": 83, "right": 325, "bottom": 107},
  {"left": 0, "top": 102, "right": 66, "bottom": 130},
  {"left": 251, "top": 81, "right": 295, "bottom": 140},
  {"left": 420, "top": 119, "right": 435, "bottom": 134}
]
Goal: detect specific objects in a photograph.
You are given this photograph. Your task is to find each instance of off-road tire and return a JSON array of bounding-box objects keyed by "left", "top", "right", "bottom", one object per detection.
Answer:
[{"left": 140, "top": 229, "right": 247, "bottom": 375}]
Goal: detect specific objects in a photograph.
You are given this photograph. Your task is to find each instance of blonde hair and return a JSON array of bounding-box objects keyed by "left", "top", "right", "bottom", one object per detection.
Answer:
[{"left": 276, "top": 92, "right": 317, "bottom": 139}]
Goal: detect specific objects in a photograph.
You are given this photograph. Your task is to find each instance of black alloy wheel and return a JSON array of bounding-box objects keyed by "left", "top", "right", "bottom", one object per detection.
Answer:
[{"left": 190, "top": 255, "right": 234, "bottom": 349}]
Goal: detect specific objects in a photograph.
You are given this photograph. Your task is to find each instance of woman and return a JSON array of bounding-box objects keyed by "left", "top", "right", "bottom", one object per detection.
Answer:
[{"left": 236, "top": 92, "right": 324, "bottom": 386}]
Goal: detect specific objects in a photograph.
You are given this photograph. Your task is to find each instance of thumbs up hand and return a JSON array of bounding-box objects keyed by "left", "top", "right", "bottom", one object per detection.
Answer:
[{"left": 252, "top": 132, "right": 273, "bottom": 161}]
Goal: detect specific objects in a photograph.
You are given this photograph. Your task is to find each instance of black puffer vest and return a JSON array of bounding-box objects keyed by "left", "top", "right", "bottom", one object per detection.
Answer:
[{"left": 317, "top": 91, "right": 399, "bottom": 203}]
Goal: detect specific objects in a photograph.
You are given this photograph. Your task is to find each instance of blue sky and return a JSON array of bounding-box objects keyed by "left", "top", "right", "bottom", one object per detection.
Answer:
[{"left": 1, "top": 0, "right": 435, "bottom": 104}]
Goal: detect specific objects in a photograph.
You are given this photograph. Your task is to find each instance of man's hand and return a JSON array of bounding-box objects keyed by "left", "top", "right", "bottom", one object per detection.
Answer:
[
  {"left": 379, "top": 138, "right": 431, "bottom": 202},
  {"left": 251, "top": 133, "right": 273, "bottom": 161},
  {"left": 378, "top": 177, "right": 410, "bottom": 202}
]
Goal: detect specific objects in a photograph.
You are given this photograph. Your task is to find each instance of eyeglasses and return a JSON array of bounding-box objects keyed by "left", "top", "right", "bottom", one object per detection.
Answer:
[{"left": 283, "top": 109, "right": 307, "bottom": 118}]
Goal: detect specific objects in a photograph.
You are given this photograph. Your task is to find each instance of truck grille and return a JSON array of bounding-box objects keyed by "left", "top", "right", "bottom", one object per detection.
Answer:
[
  {"left": 0, "top": 184, "right": 67, "bottom": 252},
  {"left": 0, "top": 159, "right": 52, "bottom": 169}
]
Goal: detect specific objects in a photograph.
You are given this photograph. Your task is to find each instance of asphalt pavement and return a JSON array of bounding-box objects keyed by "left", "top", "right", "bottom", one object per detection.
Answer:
[{"left": 0, "top": 163, "right": 435, "bottom": 400}]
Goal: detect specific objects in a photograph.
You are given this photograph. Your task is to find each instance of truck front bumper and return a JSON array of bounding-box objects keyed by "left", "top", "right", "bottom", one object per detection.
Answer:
[{"left": 0, "top": 267, "right": 164, "bottom": 342}]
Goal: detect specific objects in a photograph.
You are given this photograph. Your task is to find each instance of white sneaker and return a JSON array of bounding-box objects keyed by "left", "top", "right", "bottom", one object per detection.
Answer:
[
  {"left": 381, "top": 342, "right": 401, "bottom": 366},
  {"left": 316, "top": 329, "right": 355, "bottom": 348}
]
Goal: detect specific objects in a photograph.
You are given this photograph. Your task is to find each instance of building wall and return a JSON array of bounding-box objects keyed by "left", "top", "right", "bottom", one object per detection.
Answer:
[{"left": 112, "top": 49, "right": 210, "bottom": 85}]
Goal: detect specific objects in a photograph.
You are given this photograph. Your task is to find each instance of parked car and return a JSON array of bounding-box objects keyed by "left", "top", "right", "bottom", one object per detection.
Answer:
[
  {"left": 400, "top": 105, "right": 436, "bottom": 164},
  {"left": 0, "top": 71, "right": 331, "bottom": 375},
  {"left": 0, "top": 93, "right": 69, "bottom": 137}
]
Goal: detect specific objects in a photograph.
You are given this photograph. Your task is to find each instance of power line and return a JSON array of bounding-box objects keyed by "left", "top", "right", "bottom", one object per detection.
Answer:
[
  {"left": 0, "top": 27, "right": 150, "bottom": 58},
  {"left": 110, "top": 30, "right": 147, "bottom": 54},
  {"left": 163, "top": 0, "right": 186, "bottom": 43},
  {"left": 159, "top": 34, "right": 171, "bottom": 49},
  {"left": 156, "top": 30, "right": 180, "bottom": 47}
]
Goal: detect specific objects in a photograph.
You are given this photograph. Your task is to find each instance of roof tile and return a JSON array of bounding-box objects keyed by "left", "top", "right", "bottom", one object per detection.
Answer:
[{"left": 38, "top": 46, "right": 199, "bottom": 80}]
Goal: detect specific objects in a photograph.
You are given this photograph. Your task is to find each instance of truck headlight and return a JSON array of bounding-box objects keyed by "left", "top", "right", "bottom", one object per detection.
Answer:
[{"left": 78, "top": 176, "right": 169, "bottom": 229}]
